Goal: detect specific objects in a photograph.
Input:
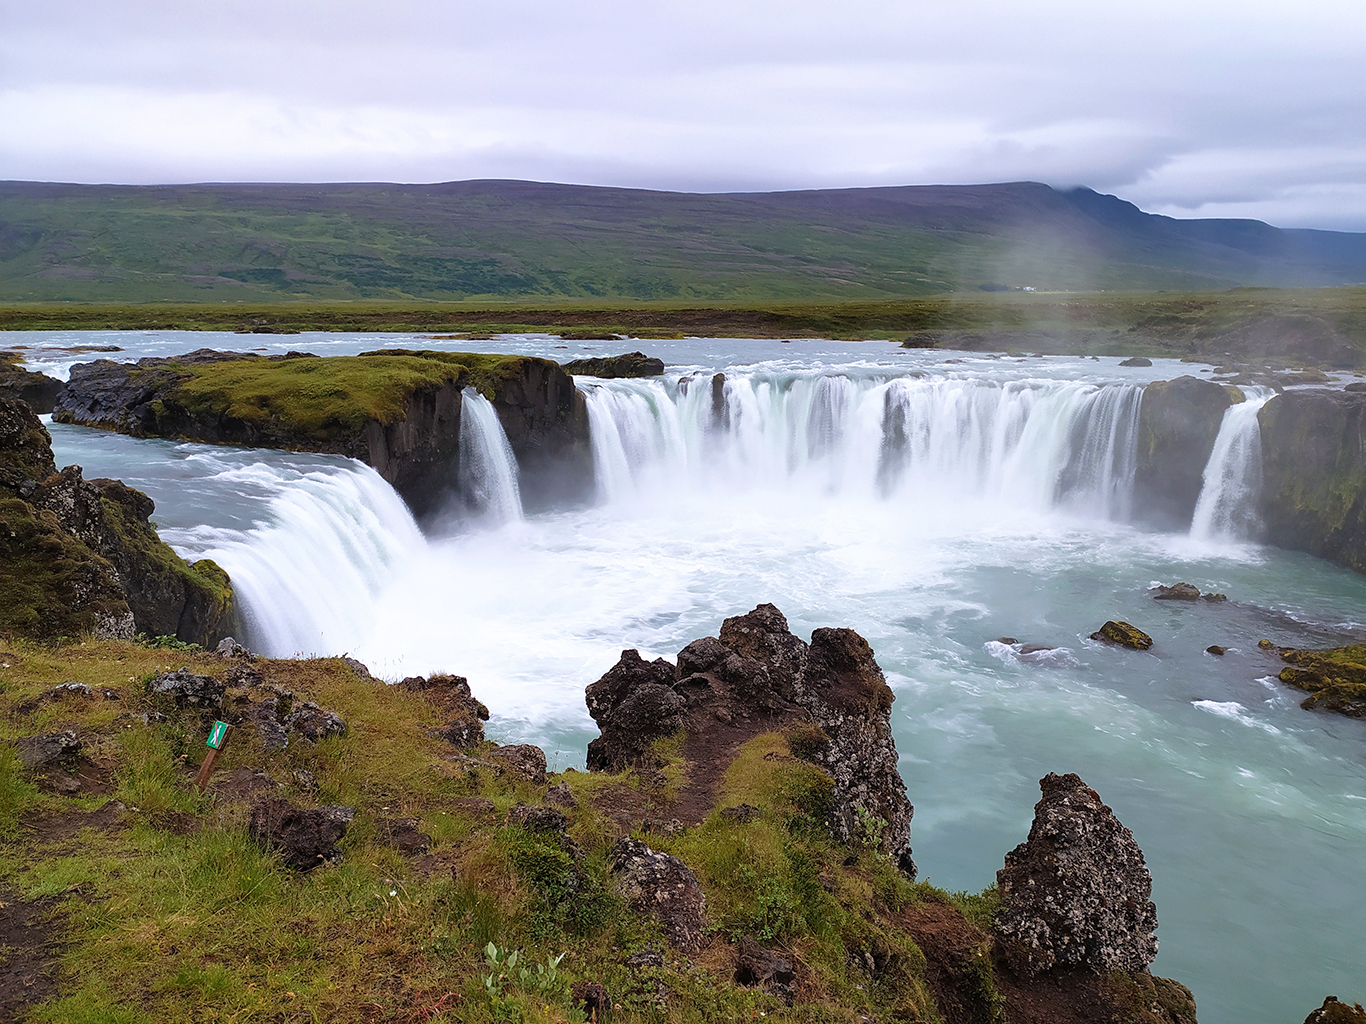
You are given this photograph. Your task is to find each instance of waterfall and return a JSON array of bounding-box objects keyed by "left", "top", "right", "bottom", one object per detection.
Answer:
[
  {"left": 170, "top": 461, "right": 427, "bottom": 657},
  {"left": 458, "top": 388, "right": 523, "bottom": 523},
  {"left": 579, "top": 373, "right": 1143, "bottom": 519},
  {"left": 1190, "top": 388, "right": 1275, "bottom": 542}
]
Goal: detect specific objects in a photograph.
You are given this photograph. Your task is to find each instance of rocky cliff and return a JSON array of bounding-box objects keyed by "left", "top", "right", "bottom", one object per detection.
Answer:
[
  {"left": 52, "top": 348, "right": 592, "bottom": 518},
  {"left": 1, "top": 396, "right": 235, "bottom": 645},
  {"left": 1133, "top": 376, "right": 1233, "bottom": 530},
  {"left": 1257, "top": 388, "right": 1366, "bottom": 573}
]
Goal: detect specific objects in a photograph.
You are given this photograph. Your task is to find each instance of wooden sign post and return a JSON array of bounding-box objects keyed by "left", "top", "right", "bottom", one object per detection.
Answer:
[{"left": 194, "top": 720, "right": 233, "bottom": 792}]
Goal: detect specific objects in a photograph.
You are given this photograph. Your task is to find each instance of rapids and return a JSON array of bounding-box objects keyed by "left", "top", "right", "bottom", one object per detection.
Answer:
[{"left": 21, "top": 330, "right": 1366, "bottom": 1023}]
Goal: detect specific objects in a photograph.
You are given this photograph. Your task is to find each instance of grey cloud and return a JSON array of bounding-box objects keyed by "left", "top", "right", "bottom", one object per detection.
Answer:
[{"left": 1, "top": 0, "right": 1364, "bottom": 229}]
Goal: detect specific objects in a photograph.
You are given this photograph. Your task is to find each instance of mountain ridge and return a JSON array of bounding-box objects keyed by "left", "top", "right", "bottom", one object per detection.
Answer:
[{"left": 1, "top": 178, "right": 1364, "bottom": 302}]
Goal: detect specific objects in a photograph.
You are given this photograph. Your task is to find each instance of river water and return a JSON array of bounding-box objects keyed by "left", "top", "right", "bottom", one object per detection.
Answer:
[{"left": 13, "top": 330, "right": 1366, "bottom": 1021}]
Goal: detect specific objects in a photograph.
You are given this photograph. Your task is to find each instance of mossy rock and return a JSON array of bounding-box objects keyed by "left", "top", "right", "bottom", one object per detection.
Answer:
[
  {"left": 1268, "top": 643, "right": 1366, "bottom": 717},
  {"left": 0, "top": 397, "right": 57, "bottom": 493},
  {"left": 0, "top": 498, "right": 132, "bottom": 640},
  {"left": 1090, "top": 620, "right": 1154, "bottom": 650}
]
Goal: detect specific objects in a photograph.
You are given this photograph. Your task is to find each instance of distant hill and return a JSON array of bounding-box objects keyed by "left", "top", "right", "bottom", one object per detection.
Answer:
[{"left": 2, "top": 179, "right": 1365, "bottom": 302}]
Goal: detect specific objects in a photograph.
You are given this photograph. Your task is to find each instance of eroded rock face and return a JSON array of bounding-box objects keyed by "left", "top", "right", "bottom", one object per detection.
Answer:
[
  {"left": 32, "top": 466, "right": 237, "bottom": 646},
  {"left": 14, "top": 731, "right": 83, "bottom": 770},
  {"left": 1258, "top": 390, "right": 1366, "bottom": 575},
  {"left": 0, "top": 361, "right": 63, "bottom": 414},
  {"left": 248, "top": 796, "right": 354, "bottom": 871},
  {"left": 1304, "top": 996, "right": 1366, "bottom": 1024},
  {"left": 609, "top": 837, "right": 706, "bottom": 953},
  {"left": 0, "top": 397, "right": 57, "bottom": 495},
  {"left": 795, "top": 627, "right": 916, "bottom": 876},
  {"left": 995, "top": 772, "right": 1158, "bottom": 977},
  {"left": 489, "top": 743, "right": 548, "bottom": 785},
  {"left": 488, "top": 357, "right": 594, "bottom": 510},
  {"left": 1134, "top": 376, "right": 1232, "bottom": 530}
]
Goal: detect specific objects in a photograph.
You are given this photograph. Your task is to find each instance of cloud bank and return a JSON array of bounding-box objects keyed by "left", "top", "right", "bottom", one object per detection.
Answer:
[{"left": 2, "top": 0, "right": 1364, "bottom": 229}]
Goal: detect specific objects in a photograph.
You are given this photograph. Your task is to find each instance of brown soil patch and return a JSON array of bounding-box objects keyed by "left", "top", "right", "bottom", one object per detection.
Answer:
[
  {"left": 673, "top": 710, "right": 803, "bottom": 825},
  {"left": 25, "top": 799, "right": 127, "bottom": 845},
  {"left": 0, "top": 892, "right": 62, "bottom": 1019}
]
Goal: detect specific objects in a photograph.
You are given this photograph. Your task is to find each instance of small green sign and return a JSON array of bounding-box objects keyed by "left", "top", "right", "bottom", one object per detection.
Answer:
[{"left": 206, "top": 721, "right": 230, "bottom": 750}]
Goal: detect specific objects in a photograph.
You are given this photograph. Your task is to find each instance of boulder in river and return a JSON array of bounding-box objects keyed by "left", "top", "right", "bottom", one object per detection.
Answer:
[
  {"left": 1090, "top": 621, "right": 1154, "bottom": 650},
  {"left": 1260, "top": 640, "right": 1366, "bottom": 718},
  {"left": 562, "top": 351, "right": 665, "bottom": 378},
  {"left": 1151, "top": 582, "right": 1200, "bottom": 601},
  {"left": 995, "top": 772, "right": 1159, "bottom": 977}
]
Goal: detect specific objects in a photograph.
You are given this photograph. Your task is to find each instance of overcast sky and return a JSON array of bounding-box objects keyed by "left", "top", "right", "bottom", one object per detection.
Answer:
[{"left": 2, "top": 0, "right": 1364, "bottom": 230}]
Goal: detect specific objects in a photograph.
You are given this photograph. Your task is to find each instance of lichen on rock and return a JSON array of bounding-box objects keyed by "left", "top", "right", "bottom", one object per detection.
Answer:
[{"left": 995, "top": 772, "right": 1159, "bottom": 977}]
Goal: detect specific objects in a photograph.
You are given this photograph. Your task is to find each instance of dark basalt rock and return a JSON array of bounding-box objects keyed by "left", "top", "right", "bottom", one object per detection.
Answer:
[
  {"left": 488, "top": 743, "right": 548, "bottom": 785},
  {"left": 585, "top": 650, "right": 685, "bottom": 771},
  {"left": 562, "top": 351, "right": 665, "bottom": 378},
  {"left": 1090, "top": 621, "right": 1154, "bottom": 650},
  {"left": 1119, "top": 356, "right": 1152, "bottom": 367},
  {"left": 283, "top": 701, "right": 347, "bottom": 743},
  {"left": 1134, "top": 376, "right": 1233, "bottom": 530},
  {"left": 1305, "top": 996, "right": 1366, "bottom": 1023},
  {"left": 1151, "top": 582, "right": 1200, "bottom": 601},
  {"left": 14, "top": 731, "right": 83, "bottom": 770},
  {"left": 584, "top": 603, "right": 916, "bottom": 876},
  {"left": 995, "top": 772, "right": 1158, "bottom": 977},
  {"left": 735, "top": 935, "right": 796, "bottom": 1003},
  {"left": 28, "top": 460, "right": 235, "bottom": 646},
  {"left": 1258, "top": 389, "right": 1366, "bottom": 575},
  {"left": 1206, "top": 645, "right": 1226, "bottom": 656},
  {"left": 609, "top": 836, "right": 706, "bottom": 953},
  {"left": 795, "top": 626, "right": 915, "bottom": 875},
  {"left": 147, "top": 668, "right": 225, "bottom": 710},
  {"left": 0, "top": 360, "right": 63, "bottom": 413},
  {"left": 248, "top": 796, "right": 354, "bottom": 871},
  {"left": 0, "top": 397, "right": 57, "bottom": 496},
  {"left": 375, "top": 816, "right": 432, "bottom": 855}
]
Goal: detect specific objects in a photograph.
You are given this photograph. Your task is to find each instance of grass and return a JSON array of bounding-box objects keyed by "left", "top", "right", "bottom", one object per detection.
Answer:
[
  {"left": 0, "top": 637, "right": 990, "bottom": 1024},
  {"left": 5, "top": 287, "right": 1366, "bottom": 366}
]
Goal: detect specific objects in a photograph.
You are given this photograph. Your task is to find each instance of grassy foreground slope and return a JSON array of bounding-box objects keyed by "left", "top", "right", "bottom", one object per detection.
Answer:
[
  {"left": 0, "top": 638, "right": 996, "bottom": 1024},
  {"left": 2, "top": 179, "right": 1365, "bottom": 302}
]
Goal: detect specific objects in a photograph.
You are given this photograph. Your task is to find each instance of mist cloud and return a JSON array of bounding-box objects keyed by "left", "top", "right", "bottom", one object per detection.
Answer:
[{"left": 2, "top": 0, "right": 1364, "bottom": 229}]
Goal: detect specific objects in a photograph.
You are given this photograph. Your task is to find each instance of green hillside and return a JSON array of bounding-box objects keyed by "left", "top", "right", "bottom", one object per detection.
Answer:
[{"left": 2, "top": 179, "right": 1365, "bottom": 303}]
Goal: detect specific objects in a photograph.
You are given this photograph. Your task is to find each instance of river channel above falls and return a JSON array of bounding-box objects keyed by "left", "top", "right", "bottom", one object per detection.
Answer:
[{"left": 15, "top": 329, "right": 1366, "bottom": 1022}]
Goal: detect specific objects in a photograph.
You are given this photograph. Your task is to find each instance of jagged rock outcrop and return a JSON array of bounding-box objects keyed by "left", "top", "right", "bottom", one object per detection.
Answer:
[
  {"left": 488, "top": 743, "right": 548, "bottom": 785},
  {"left": 562, "top": 351, "right": 666, "bottom": 378},
  {"left": 14, "top": 731, "right": 83, "bottom": 770},
  {"left": 609, "top": 836, "right": 707, "bottom": 953},
  {"left": 995, "top": 772, "right": 1158, "bottom": 977},
  {"left": 1, "top": 396, "right": 235, "bottom": 645},
  {"left": 585, "top": 604, "right": 916, "bottom": 875},
  {"left": 147, "top": 668, "right": 226, "bottom": 711},
  {"left": 1133, "top": 376, "right": 1232, "bottom": 530},
  {"left": 1258, "top": 389, "right": 1366, "bottom": 574}
]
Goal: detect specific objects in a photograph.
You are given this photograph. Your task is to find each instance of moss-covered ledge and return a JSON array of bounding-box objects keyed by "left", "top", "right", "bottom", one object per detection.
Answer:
[{"left": 53, "top": 349, "right": 593, "bottom": 517}]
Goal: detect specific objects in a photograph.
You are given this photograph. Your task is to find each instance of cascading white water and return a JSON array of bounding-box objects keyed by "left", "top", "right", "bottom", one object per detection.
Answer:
[
  {"left": 580, "top": 373, "right": 1143, "bottom": 519},
  {"left": 458, "top": 388, "right": 523, "bottom": 523},
  {"left": 1190, "top": 387, "right": 1275, "bottom": 542},
  {"left": 167, "top": 460, "right": 427, "bottom": 657}
]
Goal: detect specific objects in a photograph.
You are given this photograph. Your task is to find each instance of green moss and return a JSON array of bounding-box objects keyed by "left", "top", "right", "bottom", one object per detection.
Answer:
[
  {"left": 0, "top": 498, "right": 129, "bottom": 639},
  {"left": 1271, "top": 643, "right": 1366, "bottom": 714}
]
